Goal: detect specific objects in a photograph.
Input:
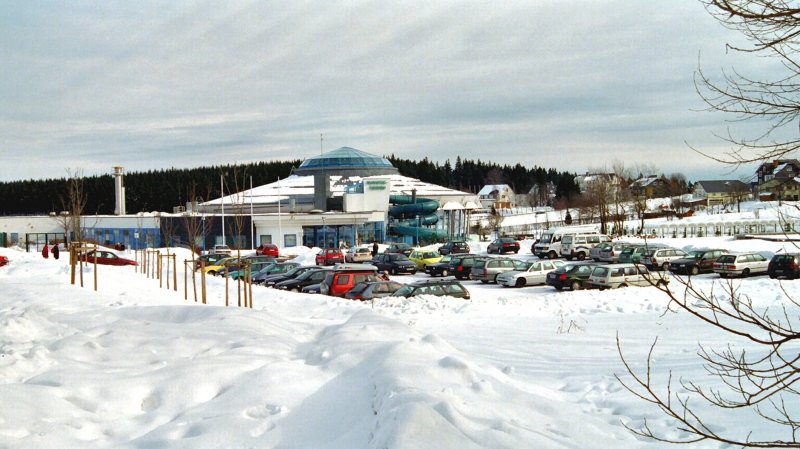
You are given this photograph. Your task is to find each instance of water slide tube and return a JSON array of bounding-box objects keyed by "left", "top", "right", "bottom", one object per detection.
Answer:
[{"left": 388, "top": 195, "right": 447, "bottom": 240}]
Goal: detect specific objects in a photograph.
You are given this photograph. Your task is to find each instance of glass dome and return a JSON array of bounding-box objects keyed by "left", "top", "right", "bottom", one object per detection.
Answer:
[{"left": 294, "top": 147, "right": 398, "bottom": 176}]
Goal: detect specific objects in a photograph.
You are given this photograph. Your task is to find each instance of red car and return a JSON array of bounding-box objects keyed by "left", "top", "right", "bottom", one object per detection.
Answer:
[
  {"left": 256, "top": 243, "right": 279, "bottom": 257},
  {"left": 315, "top": 248, "right": 345, "bottom": 266},
  {"left": 0, "top": 255, "right": 8, "bottom": 267},
  {"left": 79, "top": 250, "right": 138, "bottom": 266}
]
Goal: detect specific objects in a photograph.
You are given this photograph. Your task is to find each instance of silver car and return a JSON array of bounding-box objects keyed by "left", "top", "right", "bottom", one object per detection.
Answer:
[
  {"left": 497, "top": 259, "right": 566, "bottom": 288},
  {"left": 470, "top": 257, "right": 528, "bottom": 283},
  {"left": 598, "top": 242, "right": 632, "bottom": 263},
  {"left": 640, "top": 248, "right": 688, "bottom": 271}
]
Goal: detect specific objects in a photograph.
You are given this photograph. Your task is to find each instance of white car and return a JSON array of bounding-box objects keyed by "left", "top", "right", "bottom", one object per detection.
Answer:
[
  {"left": 345, "top": 246, "right": 373, "bottom": 263},
  {"left": 497, "top": 260, "right": 566, "bottom": 288},
  {"left": 589, "top": 263, "right": 669, "bottom": 289},
  {"left": 713, "top": 253, "right": 769, "bottom": 278}
]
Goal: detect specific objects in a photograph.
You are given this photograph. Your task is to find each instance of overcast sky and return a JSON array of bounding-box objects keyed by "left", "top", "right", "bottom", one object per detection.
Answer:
[{"left": 0, "top": 1, "right": 778, "bottom": 183}]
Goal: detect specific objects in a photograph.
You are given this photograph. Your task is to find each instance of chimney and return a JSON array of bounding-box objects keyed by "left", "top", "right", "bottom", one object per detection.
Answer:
[{"left": 113, "top": 166, "right": 126, "bottom": 215}]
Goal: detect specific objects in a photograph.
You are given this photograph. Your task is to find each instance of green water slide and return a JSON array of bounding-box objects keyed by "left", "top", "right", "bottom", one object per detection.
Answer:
[{"left": 388, "top": 195, "right": 447, "bottom": 240}]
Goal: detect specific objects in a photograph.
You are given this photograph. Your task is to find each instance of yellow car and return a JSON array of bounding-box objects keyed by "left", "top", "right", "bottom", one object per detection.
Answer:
[
  {"left": 201, "top": 256, "right": 238, "bottom": 276},
  {"left": 408, "top": 250, "right": 443, "bottom": 269}
]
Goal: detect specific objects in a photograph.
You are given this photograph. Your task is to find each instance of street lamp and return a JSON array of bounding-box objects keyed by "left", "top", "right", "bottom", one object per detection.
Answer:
[
  {"left": 416, "top": 214, "right": 420, "bottom": 246},
  {"left": 321, "top": 216, "right": 326, "bottom": 248}
]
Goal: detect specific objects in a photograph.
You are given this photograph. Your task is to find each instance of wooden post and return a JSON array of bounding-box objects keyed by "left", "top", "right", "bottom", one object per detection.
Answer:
[
  {"left": 172, "top": 255, "right": 177, "bottom": 292},
  {"left": 200, "top": 259, "right": 206, "bottom": 304},
  {"left": 69, "top": 243, "right": 76, "bottom": 285},
  {"left": 248, "top": 265, "right": 253, "bottom": 308},
  {"left": 158, "top": 254, "right": 162, "bottom": 289},
  {"left": 225, "top": 270, "right": 229, "bottom": 307},
  {"left": 184, "top": 260, "right": 189, "bottom": 301}
]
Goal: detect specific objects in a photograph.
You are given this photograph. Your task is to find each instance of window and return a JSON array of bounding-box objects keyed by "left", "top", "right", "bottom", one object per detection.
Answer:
[
  {"left": 283, "top": 234, "right": 297, "bottom": 247},
  {"left": 336, "top": 275, "right": 350, "bottom": 285},
  {"left": 259, "top": 234, "right": 271, "bottom": 245}
]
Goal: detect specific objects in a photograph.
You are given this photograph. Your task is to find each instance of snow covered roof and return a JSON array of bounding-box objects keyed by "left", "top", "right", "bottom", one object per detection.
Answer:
[
  {"left": 478, "top": 184, "right": 511, "bottom": 196},
  {"left": 204, "top": 174, "right": 477, "bottom": 207}
]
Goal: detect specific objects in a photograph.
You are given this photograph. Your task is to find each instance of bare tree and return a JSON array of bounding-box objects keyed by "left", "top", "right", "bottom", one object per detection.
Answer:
[
  {"left": 692, "top": 0, "right": 800, "bottom": 165},
  {"left": 620, "top": 2, "right": 800, "bottom": 446}
]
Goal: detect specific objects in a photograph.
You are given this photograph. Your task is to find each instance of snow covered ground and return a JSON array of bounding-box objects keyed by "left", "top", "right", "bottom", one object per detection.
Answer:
[{"left": 2, "top": 235, "right": 799, "bottom": 448}]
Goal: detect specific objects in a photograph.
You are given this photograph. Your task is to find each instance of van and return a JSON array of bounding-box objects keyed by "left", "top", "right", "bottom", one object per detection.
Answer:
[
  {"left": 533, "top": 227, "right": 600, "bottom": 259},
  {"left": 319, "top": 264, "right": 380, "bottom": 297},
  {"left": 560, "top": 233, "right": 611, "bottom": 260}
]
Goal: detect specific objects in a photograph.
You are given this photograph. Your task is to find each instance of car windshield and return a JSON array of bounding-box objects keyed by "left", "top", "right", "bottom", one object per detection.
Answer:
[
  {"left": 393, "top": 286, "right": 413, "bottom": 296},
  {"left": 592, "top": 266, "right": 609, "bottom": 277},
  {"left": 686, "top": 251, "right": 704, "bottom": 259},
  {"left": 440, "top": 255, "right": 452, "bottom": 263},
  {"left": 389, "top": 254, "right": 407, "bottom": 261},
  {"left": 717, "top": 255, "right": 736, "bottom": 263},
  {"left": 296, "top": 270, "right": 319, "bottom": 281},
  {"left": 539, "top": 233, "right": 553, "bottom": 243}
]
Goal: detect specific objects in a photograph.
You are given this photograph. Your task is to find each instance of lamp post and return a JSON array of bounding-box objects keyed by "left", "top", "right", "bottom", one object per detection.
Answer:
[{"left": 416, "top": 214, "right": 420, "bottom": 246}]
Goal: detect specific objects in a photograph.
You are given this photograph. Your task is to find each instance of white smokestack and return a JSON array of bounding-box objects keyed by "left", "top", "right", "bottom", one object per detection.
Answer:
[{"left": 113, "top": 166, "right": 126, "bottom": 215}]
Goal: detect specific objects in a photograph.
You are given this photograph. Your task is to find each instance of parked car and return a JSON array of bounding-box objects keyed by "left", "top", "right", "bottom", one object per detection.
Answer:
[
  {"left": 598, "top": 242, "right": 633, "bottom": 263},
  {"left": 713, "top": 253, "right": 770, "bottom": 278},
  {"left": 768, "top": 253, "right": 800, "bottom": 279},
  {"left": 560, "top": 233, "right": 611, "bottom": 261},
  {"left": 201, "top": 256, "right": 238, "bottom": 276},
  {"left": 194, "top": 253, "right": 230, "bottom": 271},
  {"left": 255, "top": 243, "right": 279, "bottom": 257},
  {"left": 450, "top": 255, "right": 488, "bottom": 280},
  {"left": 438, "top": 240, "right": 470, "bottom": 256},
  {"left": 589, "top": 264, "right": 669, "bottom": 289},
  {"left": 545, "top": 263, "right": 599, "bottom": 291},
  {"left": 669, "top": 249, "right": 729, "bottom": 275},
  {"left": 208, "top": 244, "right": 231, "bottom": 256},
  {"left": 408, "top": 250, "right": 443, "bottom": 269},
  {"left": 640, "top": 248, "right": 688, "bottom": 271},
  {"left": 243, "top": 262, "right": 300, "bottom": 282},
  {"left": 371, "top": 253, "right": 418, "bottom": 275},
  {"left": 229, "top": 261, "right": 275, "bottom": 280},
  {"left": 344, "top": 246, "right": 373, "bottom": 263},
  {"left": 497, "top": 260, "right": 566, "bottom": 288},
  {"left": 0, "top": 255, "right": 7, "bottom": 267},
  {"left": 618, "top": 244, "right": 664, "bottom": 264},
  {"left": 590, "top": 242, "right": 614, "bottom": 262},
  {"left": 301, "top": 283, "right": 322, "bottom": 294},
  {"left": 470, "top": 257, "right": 528, "bottom": 284},
  {"left": 391, "top": 279, "right": 471, "bottom": 300},
  {"left": 257, "top": 265, "right": 318, "bottom": 286},
  {"left": 315, "top": 248, "right": 345, "bottom": 266},
  {"left": 487, "top": 237, "right": 520, "bottom": 254},
  {"left": 218, "top": 255, "right": 275, "bottom": 277},
  {"left": 319, "top": 264, "right": 381, "bottom": 297},
  {"left": 275, "top": 267, "right": 331, "bottom": 291},
  {"left": 78, "top": 250, "right": 138, "bottom": 266},
  {"left": 385, "top": 243, "right": 414, "bottom": 257},
  {"left": 344, "top": 281, "right": 404, "bottom": 300},
  {"left": 425, "top": 255, "right": 455, "bottom": 277}
]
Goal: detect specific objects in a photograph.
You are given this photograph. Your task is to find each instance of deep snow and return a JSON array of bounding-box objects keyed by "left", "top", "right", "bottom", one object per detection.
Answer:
[{"left": 2, "top": 235, "right": 799, "bottom": 448}]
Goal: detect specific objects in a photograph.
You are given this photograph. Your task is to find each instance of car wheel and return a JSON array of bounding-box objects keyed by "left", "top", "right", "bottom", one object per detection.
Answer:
[
  {"left": 481, "top": 280, "right": 488, "bottom": 284},
  {"left": 577, "top": 252, "right": 585, "bottom": 261},
  {"left": 549, "top": 251, "right": 558, "bottom": 259},
  {"left": 690, "top": 266, "right": 700, "bottom": 276},
  {"left": 515, "top": 278, "right": 526, "bottom": 288},
  {"left": 391, "top": 267, "right": 397, "bottom": 275},
  {"left": 208, "top": 270, "right": 216, "bottom": 276},
  {"left": 555, "top": 285, "right": 563, "bottom": 291},
  {"left": 661, "top": 262, "right": 669, "bottom": 271},
  {"left": 571, "top": 280, "right": 581, "bottom": 291},
  {"left": 618, "top": 283, "right": 627, "bottom": 288},
  {"left": 493, "top": 274, "right": 500, "bottom": 284},
  {"left": 441, "top": 269, "right": 449, "bottom": 277},
  {"left": 769, "top": 274, "right": 776, "bottom": 279},
  {"left": 742, "top": 268, "right": 751, "bottom": 278}
]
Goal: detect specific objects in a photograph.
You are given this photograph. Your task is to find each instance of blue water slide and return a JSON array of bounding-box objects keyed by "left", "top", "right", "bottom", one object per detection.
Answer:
[{"left": 388, "top": 195, "right": 446, "bottom": 240}]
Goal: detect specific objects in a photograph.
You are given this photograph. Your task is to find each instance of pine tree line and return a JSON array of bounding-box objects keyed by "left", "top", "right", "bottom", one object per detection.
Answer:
[{"left": 0, "top": 157, "right": 579, "bottom": 215}]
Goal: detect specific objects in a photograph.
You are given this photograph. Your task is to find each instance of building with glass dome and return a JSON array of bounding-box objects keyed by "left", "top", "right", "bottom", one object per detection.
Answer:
[{"left": 200, "top": 147, "right": 480, "bottom": 249}]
